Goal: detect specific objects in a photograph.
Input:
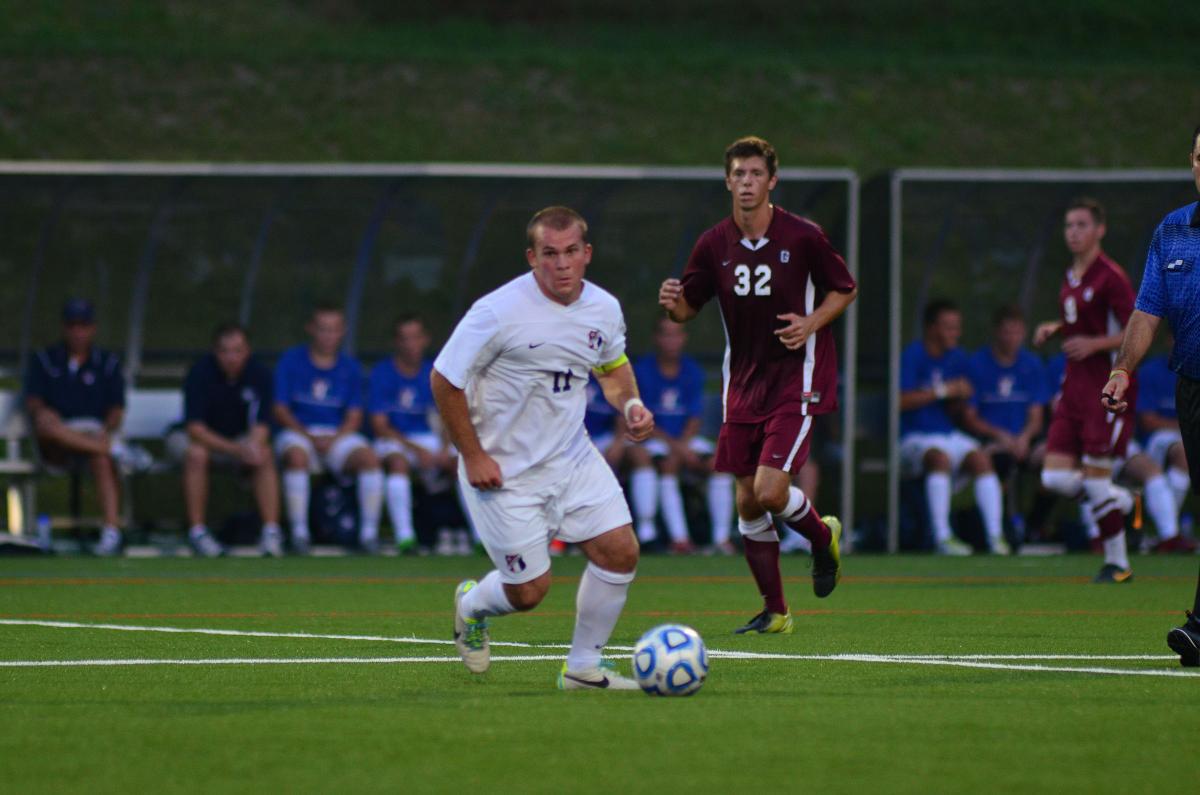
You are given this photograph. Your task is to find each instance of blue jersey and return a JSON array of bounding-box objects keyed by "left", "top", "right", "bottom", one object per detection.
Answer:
[
  {"left": 1135, "top": 202, "right": 1200, "bottom": 380},
  {"left": 1137, "top": 354, "right": 1177, "bottom": 422},
  {"left": 368, "top": 358, "right": 434, "bottom": 435},
  {"left": 967, "top": 346, "right": 1048, "bottom": 436},
  {"left": 1045, "top": 353, "right": 1066, "bottom": 403},
  {"left": 273, "top": 345, "right": 364, "bottom": 428},
  {"left": 634, "top": 354, "right": 705, "bottom": 438},
  {"left": 583, "top": 375, "right": 617, "bottom": 438},
  {"left": 900, "top": 340, "right": 971, "bottom": 435}
]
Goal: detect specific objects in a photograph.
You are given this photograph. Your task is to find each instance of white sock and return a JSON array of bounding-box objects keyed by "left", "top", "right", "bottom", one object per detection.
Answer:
[
  {"left": 778, "top": 486, "right": 813, "bottom": 523},
  {"left": 1103, "top": 531, "right": 1130, "bottom": 570},
  {"left": 283, "top": 470, "right": 310, "bottom": 536},
  {"left": 1167, "top": 467, "right": 1191, "bottom": 510},
  {"left": 974, "top": 473, "right": 1004, "bottom": 543},
  {"left": 1080, "top": 502, "right": 1100, "bottom": 540},
  {"left": 738, "top": 514, "right": 778, "bottom": 543},
  {"left": 357, "top": 469, "right": 384, "bottom": 540},
  {"left": 459, "top": 571, "right": 515, "bottom": 620},
  {"left": 1143, "top": 474, "right": 1179, "bottom": 540},
  {"left": 101, "top": 524, "right": 121, "bottom": 540},
  {"left": 566, "top": 563, "right": 634, "bottom": 672},
  {"left": 707, "top": 473, "right": 734, "bottom": 544},
  {"left": 385, "top": 473, "right": 414, "bottom": 542},
  {"left": 262, "top": 522, "right": 282, "bottom": 537},
  {"left": 1084, "top": 477, "right": 1123, "bottom": 520},
  {"left": 659, "top": 474, "right": 689, "bottom": 543},
  {"left": 188, "top": 524, "right": 207, "bottom": 538},
  {"left": 630, "top": 467, "right": 658, "bottom": 543},
  {"left": 926, "top": 472, "right": 953, "bottom": 544}
]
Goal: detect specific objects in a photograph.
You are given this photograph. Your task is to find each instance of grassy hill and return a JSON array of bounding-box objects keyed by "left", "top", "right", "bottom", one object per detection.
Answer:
[{"left": 2, "top": 1, "right": 1198, "bottom": 170}]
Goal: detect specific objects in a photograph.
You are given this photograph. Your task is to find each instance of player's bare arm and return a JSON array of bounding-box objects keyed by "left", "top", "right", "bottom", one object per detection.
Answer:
[
  {"left": 658, "top": 278, "right": 698, "bottom": 323},
  {"left": 593, "top": 361, "right": 655, "bottom": 442},
  {"left": 431, "top": 367, "right": 502, "bottom": 489},
  {"left": 1103, "top": 309, "right": 1161, "bottom": 413},
  {"left": 186, "top": 419, "right": 244, "bottom": 459},
  {"left": 1062, "top": 330, "right": 1124, "bottom": 361},
  {"left": 899, "top": 376, "right": 972, "bottom": 412},
  {"left": 774, "top": 286, "right": 858, "bottom": 350},
  {"left": 1033, "top": 320, "right": 1062, "bottom": 346}
]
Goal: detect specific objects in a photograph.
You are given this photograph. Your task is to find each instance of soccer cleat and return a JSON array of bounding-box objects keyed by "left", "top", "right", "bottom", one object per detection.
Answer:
[
  {"left": 395, "top": 537, "right": 418, "bottom": 556},
  {"left": 290, "top": 530, "right": 311, "bottom": 556},
  {"left": 990, "top": 536, "right": 1013, "bottom": 556},
  {"left": 557, "top": 660, "right": 640, "bottom": 691},
  {"left": 733, "top": 610, "right": 794, "bottom": 635},
  {"left": 1092, "top": 563, "right": 1133, "bottom": 584},
  {"left": 188, "top": 527, "right": 224, "bottom": 559},
  {"left": 359, "top": 534, "right": 380, "bottom": 556},
  {"left": 259, "top": 526, "right": 285, "bottom": 558},
  {"left": 811, "top": 515, "right": 842, "bottom": 598},
  {"left": 453, "top": 580, "right": 490, "bottom": 674},
  {"left": 1166, "top": 611, "right": 1200, "bottom": 668},
  {"left": 936, "top": 537, "right": 973, "bottom": 556},
  {"left": 669, "top": 539, "right": 696, "bottom": 555},
  {"left": 92, "top": 528, "right": 123, "bottom": 557}
]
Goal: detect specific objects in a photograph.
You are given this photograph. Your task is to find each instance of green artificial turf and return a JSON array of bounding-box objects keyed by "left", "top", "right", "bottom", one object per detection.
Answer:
[{"left": 1, "top": 553, "right": 1198, "bottom": 793}]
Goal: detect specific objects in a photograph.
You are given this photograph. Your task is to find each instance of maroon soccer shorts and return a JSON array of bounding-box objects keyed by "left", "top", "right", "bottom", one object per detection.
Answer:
[
  {"left": 714, "top": 412, "right": 814, "bottom": 476},
  {"left": 1045, "top": 396, "right": 1133, "bottom": 461}
]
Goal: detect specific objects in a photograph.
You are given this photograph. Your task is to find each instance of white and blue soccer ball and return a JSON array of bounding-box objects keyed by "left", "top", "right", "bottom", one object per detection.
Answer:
[{"left": 632, "top": 624, "right": 708, "bottom": 696}]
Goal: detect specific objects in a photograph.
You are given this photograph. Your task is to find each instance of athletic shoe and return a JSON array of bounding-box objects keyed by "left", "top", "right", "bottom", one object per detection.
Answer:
[
  {"left": 92, "top": 528, "right": 123, "bottom": 557},
  {"left": 259, "top": 526, "right": 285, "bottom": 558},
  {"left": 453, "top": 580, "right": 490, "bottom": 674},
  {"left": 1093, "top": 563, "right": 1133, "bottom": 583},
  {"left": 936, "top": 537, "right": 973, "bottom": 556},
  {"left": 669, "top": 539, "right": 696, "bottom": 556},
  {"left": 990, "top": 537, "right": 1013, "bottom": 556},
  {"left": 1166, "top": 611, "right": 1200, "bottom": 668},
  {"left": 549, "top": 538, "right": 567, "bottom": 557},
  {"left": 708, "top": 540, "right": 738, "bottom": 557},
  {"left": 188, "top": 527, "right": 224, "bottom": 559},
  {"left": 812, "top": 515, "right": 842, "bottom": 598},
  {"left": 557, "top": 660, "right": 640, "bottom": 691},
  {"left": 395, "top": 537, "right": 418, "bottom": 556},
  {"left": 359, "top": 534, "right": 380, "bottom": 555},
  {"left": 1153, "top": 536, "right": 1198, "bottom": 554},
  {"left": 733, "top": 610, "right": 794, "bottom": 635}
]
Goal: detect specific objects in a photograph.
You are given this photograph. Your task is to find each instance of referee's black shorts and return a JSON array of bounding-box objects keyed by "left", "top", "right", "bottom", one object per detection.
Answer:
[{"left": 1177, "top": 374, "right": 1200, "bottom": 495}]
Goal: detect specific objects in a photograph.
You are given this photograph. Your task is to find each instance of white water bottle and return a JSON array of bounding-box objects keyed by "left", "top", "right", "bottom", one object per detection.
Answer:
[{"left": 35, "top": 514, "right": 52, "bottom": 551}]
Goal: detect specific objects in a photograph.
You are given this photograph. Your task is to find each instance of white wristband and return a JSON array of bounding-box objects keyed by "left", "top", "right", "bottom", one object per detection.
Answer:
[{"left": 623, "top": 397, "right": 645, "bottom": 421}]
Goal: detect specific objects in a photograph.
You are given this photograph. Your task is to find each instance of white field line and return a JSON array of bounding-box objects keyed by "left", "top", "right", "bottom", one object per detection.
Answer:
[{"left": 1, "top": 619, "right": 1193, "bottom": 678}]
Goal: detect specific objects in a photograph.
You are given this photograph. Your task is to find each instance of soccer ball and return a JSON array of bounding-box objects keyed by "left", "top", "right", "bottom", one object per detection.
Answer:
[{"left": 632, "top": 624, "right": 708, "bottom": 696}]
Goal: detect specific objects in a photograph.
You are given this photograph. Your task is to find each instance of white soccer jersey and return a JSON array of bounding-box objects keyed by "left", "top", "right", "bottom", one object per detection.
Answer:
[{"left": 433, "top": 272, "right": 627, "bottom": 485}]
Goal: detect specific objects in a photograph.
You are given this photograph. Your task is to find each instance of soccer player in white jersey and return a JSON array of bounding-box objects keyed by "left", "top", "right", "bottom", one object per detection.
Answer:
[{"left": 433, "top": 206, "right": 655, "bottom": 690}]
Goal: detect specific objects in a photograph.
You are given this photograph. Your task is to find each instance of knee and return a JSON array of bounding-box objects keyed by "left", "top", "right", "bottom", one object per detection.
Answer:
[
  {"left": 505, "top": 578, "right": 549, "bottom": 612},
  {"left": 1170, "top": 444, "right": 1188, "bottom": 470},
  {"left": 351, "top": 448, "right": 380, "bottom": 472},
  {"left": 183, "top": 444, "right": 209, "bottom": 470},
  {"left": 752, "top": 480, "right": 788, "bottom": 514},
  {"left": 924, "top": 449, "right": 951, "bottom": 472},
  {"left": 964, "top": 450, "right": 991, "bottom": 476},
  {"left": 628, "top": 446, "right": 652, "bottom": 468},
  {"left": 386, "top": 454, "right": 409, "bottom": 475},
  {"left": 1041, "top": 468, "right": 1081, "bottom": 496}
]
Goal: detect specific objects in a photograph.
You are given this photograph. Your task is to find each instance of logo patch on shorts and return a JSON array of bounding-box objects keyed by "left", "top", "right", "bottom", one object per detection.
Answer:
[{"left": 505, "top": 554, "right": 527, "bottom": 574}]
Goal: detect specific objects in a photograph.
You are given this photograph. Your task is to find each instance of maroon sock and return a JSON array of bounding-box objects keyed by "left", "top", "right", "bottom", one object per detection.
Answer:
[
  {"left": 783, "top": 499, "right": 832, "bottom": 551},
  {"left": 1096, "top": 509, "right": 1125, "bottom": 541},
  {"left": 743, "top": 538, "right": 787, "bottom": 615}
]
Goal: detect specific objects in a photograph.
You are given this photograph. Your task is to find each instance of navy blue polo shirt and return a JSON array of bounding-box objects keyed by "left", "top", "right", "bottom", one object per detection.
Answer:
[
  {"left": 184, "top": 353, "right": 273, "bottom": 438},
  {"left": 24, "top": 344, "right": 125, "bottom": 420},
  {"left": 1136, "top": 201, "right": 1200, "bottom": 379}
]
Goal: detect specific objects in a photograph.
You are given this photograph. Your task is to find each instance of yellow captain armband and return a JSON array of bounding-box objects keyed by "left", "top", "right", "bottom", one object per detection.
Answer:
[{"left": 592, "top": 353, "right": 629, "bottom": 376}]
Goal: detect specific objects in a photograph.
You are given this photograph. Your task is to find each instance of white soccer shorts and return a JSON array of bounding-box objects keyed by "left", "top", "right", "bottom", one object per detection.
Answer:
[
  {"left": 458, "top": 444, "right": 633, "bottom": 584},
  {"left": 373, "top": 431, "right": 447, "bottom": 467},
  {"left": 1144, "top": 429, "right": 1184, "bottom": 469},
  {"left": 899, "top": 430, "right": 981, "bottom": 478},
  {"left": 639, "top": 435, "right": 715, "bottom": 459},
  {"left": 274, "top": 426, "right": 370, "bottom": 474}
]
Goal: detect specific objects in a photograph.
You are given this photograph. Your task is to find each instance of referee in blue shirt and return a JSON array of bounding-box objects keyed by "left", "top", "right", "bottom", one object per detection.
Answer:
[{"left": 1103, "top": 125, "right": 1200, "bottom": 667}]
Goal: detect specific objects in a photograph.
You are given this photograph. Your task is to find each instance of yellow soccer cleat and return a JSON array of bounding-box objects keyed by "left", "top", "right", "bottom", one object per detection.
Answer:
[
  {"left": 733, "top": 610, "right": 794, "bottom": 635},
  {"left": 812, "top": 515, "right": 842, "bottom": 598}
]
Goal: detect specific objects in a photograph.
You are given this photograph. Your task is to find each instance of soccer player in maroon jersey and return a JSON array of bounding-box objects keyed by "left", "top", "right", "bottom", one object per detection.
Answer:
[
  {"left": 1033, "top": 197, "right": 1138, "bottom": 583},
  {"left": 659, "top": 136, "right": 858, "bottom": 633}
]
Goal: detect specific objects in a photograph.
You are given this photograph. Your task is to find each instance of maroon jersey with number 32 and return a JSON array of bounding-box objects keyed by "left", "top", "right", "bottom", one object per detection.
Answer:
[{"left": 680, "top": 206, "right": 856, "bottom": 423}]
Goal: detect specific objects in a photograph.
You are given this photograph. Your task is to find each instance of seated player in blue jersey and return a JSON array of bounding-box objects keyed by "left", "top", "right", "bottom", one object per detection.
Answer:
[
  {"left": 273, "top": 304, "right": 384, "bottom": 554},
  {"left": 961, "top": 305, "right": 1047, "bottom": 546},
  {"left": 168, "top": 323, "right": 282, "bottom": 558},
  {"left": 624, "top": 318, "right": 734, "bottom": 555},
  {"left": 368, "top": 315, "right": 456, "bottom": 554},
  {"left": 584, "top": 373, "right": 623, "bottom": 468},
  {"left": 899, "top": 299, "right": 1007, "bottom": 555},
  {"left": 24, "top": 299, "right": 130, "bottom": 555}
]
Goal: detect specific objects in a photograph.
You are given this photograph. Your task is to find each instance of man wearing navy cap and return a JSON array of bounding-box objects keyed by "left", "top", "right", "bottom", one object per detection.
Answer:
[{"left": 24, "top": 299, "right": 128, "bottom": 555}]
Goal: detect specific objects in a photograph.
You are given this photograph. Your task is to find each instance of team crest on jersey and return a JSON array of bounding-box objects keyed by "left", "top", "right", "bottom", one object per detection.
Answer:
[
  {"left": 588, "top": 330, "right": 603, "bottom": 351},
  {"left": 1082, "top": 287, "right": 1094, "bottom": 302},
  {"left": 312, "top": 379, "right": 330, "bottom": 400},
  {"left": 998, "top": 376, "right": 1014, "bottom": 397},
  {"left": 780, "top": 250, "right": 790, "bottom": 263},
  {"left": 399, "top": 387, "right": 416, "bottom": 409}
]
